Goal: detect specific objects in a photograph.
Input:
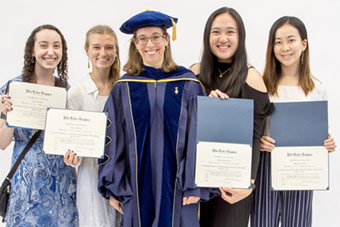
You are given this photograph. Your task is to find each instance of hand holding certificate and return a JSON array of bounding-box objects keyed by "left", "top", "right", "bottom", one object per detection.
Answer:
[
  {"left": 195, "top": 97, "right": 254, "bottom": 189},
  {"left": 270, "top": 101, "right": 329, "bottom": 190},
  {"left": 6, "top": 81, "right": 67, "bottom": 130},
  {"left": 43, "top": 109, "right": 107, "bottom": 158}
]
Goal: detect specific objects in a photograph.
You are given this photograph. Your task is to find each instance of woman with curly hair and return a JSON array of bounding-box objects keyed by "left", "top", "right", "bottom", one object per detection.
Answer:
[{"left": 0, "top": 24, "right": 78, "bottom": 226}]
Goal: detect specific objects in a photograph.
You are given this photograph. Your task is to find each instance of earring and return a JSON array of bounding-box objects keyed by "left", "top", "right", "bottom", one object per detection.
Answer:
[
  {"left": 300, "top": 51, "right": 304, "bottom": 66},
  {"left": 113, "top": 59, "right": 118, "bottom": 70},
  {"left": 136, "top": 48, "right": 139, "bottom": 53},
  {"left": 88, "top": 58, "right": 90, "bottom": 69},
  {"left": 31, "top": 57, "right": 35, "bottom": 64}
]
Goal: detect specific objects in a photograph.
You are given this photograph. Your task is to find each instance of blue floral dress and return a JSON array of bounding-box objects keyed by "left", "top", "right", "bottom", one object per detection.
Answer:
[{"left": 1, "top": 76, "right": 78, "bottom": 227}]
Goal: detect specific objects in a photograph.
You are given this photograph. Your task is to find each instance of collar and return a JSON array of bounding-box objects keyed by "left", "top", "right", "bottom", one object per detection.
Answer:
[
  {"left": 83, "top": 73, "right": 99, "bottom": 97},
  {"left": 138, "top": 65, "right": 192, "bottom": 80}
]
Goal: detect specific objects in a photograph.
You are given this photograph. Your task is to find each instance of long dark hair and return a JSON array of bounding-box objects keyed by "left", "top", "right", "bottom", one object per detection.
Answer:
[
  {"left": 22, "top": 24, "right": 68, "bottom": 88},
  {"left": 263, "top": 16, "right": 313, "bottom": 96},
  {"left": 198, "top": 7, "right": 248, "bottom": 97}
]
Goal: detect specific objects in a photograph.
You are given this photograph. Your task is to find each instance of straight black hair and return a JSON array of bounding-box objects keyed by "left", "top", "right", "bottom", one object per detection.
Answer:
[{"left": 198, "top": 7, "right": 248, "bottom": 97}]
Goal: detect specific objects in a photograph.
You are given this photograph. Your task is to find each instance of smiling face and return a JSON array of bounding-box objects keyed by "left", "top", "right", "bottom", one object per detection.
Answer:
[
  {"left": 86, "top": 33, "right": 117, "bottom": 71},
  {"left": 274, "top": 23, "right": 307, "bottom": 68},
  {"left": 32, "top": 29, "right": 63, "bottom": 72},
  {"left": 209, "top": 13, "right": 239, "bottom": 63},
  {"left": 133, "top": 27, "right": 169, "bottom": 68}
]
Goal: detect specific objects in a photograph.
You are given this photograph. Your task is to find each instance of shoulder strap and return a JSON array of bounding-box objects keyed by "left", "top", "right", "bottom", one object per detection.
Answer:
[
  {"left": 5, "top": 130, "right": 42, "bottom": 180},
  {"left": 4, "top": 81, "right": 10, "bottom": 94}
]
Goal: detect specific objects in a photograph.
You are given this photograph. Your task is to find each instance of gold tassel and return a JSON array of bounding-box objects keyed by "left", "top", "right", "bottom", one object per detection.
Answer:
[{"left": 171, "top": 18, "right": 176, "bottom": 41}]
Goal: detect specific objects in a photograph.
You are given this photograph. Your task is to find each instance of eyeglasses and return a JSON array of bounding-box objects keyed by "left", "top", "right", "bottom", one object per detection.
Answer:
[{"left": 135, "top": 34, "right": 167, "bottom": 45}]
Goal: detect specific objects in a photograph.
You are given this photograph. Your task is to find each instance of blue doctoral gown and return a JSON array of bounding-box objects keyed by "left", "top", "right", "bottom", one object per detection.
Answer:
[{"left": 98, "top": 66, "right": 217, "bottom": 227}]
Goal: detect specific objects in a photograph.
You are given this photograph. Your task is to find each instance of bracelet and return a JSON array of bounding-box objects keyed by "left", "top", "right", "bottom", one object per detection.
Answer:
[{"left": 65, "top": 162, "right": 81, "bottom": 168}]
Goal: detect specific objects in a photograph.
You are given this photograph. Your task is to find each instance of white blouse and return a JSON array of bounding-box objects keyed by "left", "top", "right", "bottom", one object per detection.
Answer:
[
  {"left": 265, "top": 77, "right": 328, "bottom": 136},
  {"left": 67, "top": 74, "right": 121, "bottom": 227},
  {"left": 269, "top": 77, "right": 327, "bottom": 102}
]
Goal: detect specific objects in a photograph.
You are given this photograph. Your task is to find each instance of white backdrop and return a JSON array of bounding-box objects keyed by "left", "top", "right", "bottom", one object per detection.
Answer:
[{"left": 0, "top": 0, "right": 339, "bottom": 226}]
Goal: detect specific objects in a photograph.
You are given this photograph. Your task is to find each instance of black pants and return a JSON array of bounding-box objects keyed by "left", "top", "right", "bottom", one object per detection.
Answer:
[{"left": 200, "top": 194, "right": 253, "bottom": 227}]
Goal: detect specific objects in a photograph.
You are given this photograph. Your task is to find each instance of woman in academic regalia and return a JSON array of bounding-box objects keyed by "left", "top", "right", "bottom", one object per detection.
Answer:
[{"left": 98, "top": 10, "right": 217, "bottom": 227}]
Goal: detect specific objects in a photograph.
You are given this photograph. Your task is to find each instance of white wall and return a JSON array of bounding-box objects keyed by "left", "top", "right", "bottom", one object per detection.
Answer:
[{"left": 0, "top": 0, "right": 339, "bottom": 226}]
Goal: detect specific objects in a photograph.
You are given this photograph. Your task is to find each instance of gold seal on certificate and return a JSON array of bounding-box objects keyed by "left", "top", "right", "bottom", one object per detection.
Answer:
[
  {"left": 195, "top": 141, "right": 252, "bottom": 188},
  {"left": 43, "top": 109, "right": 107, "bottom": 158},
  {"left": 6, "top": 81, "right": 67, "bottom": 130}
]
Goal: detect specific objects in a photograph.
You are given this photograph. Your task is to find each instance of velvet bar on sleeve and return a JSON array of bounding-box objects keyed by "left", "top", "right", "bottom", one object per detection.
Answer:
[
  {"left": 98, "top": 81, "right": 133, "bottom": 203},
  {"left": 177, "top": 83, "right": 220, "bottom": 201},
  {"left": 98, "top": 66, "right": 217, "bottom": 227}
]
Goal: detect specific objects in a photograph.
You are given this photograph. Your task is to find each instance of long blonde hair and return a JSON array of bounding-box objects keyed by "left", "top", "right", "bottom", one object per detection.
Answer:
[{"left": 85, "top": 25, "right": 121, "bottom": 86}]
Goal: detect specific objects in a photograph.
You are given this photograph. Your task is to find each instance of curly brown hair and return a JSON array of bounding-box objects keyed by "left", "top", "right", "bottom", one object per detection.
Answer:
[{"left": 22, "top": 24, "right": 68, "bottom": 88}]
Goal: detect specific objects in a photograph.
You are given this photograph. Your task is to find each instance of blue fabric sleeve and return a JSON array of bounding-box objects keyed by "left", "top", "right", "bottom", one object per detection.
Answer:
[
  {"left": 98, "top": 83, "right": 133, "bottom": 203},
  {"left": 177, "top": 81, "right": 220, "bottom": 201}
]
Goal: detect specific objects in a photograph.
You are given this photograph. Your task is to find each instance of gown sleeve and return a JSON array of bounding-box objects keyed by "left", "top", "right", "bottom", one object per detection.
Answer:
[
  {"left": 98, "top": 83, "right": 133, "bottom": 203},
  {"left": 241, "top": 83, "right": 274, "bottom": 180},
  {"left": 177, "top": 80, "right": 220, "bottom": 201}
]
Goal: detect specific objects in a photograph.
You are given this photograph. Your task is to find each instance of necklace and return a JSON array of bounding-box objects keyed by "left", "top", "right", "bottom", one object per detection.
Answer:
[{"left": 218, "top": 68, "right": 231, "bottom": 78}]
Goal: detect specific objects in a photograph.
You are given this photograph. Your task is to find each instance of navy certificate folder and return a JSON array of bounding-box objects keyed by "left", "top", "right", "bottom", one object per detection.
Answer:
[
  {"left": 270, "top": 101, "right": 328, "bottom": 146},
  {"left": 197, "top": 96, "right": 254, "bottom": 145}
]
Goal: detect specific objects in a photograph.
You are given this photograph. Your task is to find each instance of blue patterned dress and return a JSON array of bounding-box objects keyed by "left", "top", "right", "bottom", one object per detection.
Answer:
[{"left": 1, "top": 76, "right": 78, "bottom": 227}]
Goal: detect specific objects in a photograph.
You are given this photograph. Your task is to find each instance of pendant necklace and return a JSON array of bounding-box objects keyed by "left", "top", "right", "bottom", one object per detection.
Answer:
[{"left": 218, "top": 68, "right": 231, "bottom": 78}]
